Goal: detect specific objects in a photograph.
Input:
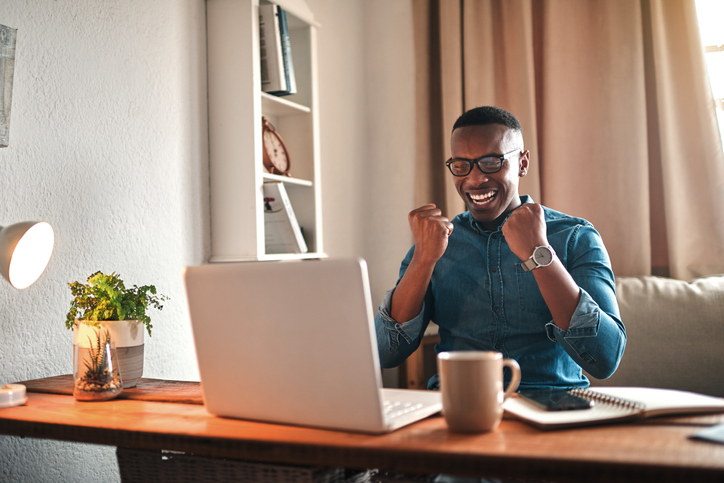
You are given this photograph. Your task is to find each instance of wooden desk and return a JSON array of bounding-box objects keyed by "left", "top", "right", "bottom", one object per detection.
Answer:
[{"left": 2, "top": 378, "right": 724, "bottom": 482}]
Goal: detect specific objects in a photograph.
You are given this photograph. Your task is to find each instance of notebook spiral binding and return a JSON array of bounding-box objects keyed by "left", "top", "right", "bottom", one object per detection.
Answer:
[{"left": 570, "top": 388, "right": 647, "bottom": 411}]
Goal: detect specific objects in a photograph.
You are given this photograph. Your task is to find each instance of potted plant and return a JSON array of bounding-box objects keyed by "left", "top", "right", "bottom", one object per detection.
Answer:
[{"left": 66, "top": 271, "right": 168, "bottom": 388}]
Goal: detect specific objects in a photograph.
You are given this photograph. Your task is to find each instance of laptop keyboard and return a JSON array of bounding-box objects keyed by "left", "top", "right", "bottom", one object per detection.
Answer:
[{"left": 383, "top": 400, "right": 424, "bottom": 420}]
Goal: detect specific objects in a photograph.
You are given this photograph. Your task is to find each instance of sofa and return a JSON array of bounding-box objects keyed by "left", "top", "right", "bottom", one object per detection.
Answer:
[
  {"left": 403, "top": 275, "right": 724, "bottom": 398},
  {"left": 588, "top": 274, "right": 724, "bottom": 398}
]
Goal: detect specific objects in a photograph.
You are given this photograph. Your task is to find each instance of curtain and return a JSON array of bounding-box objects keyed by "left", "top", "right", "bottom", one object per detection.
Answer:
[{"left": 413, "top": 0, "right": 724, "bottom": 280}]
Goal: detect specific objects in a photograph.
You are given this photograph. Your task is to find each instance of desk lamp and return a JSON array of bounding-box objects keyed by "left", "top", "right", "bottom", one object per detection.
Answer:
[
  {"left": 0, "top": 221, "right": 55, "bottom": 408},
  {"left": 0, "top": 221, "right": 55, "bottom": 289}
]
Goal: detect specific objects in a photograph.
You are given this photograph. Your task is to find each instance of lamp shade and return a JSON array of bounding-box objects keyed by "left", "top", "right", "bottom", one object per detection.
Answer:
[{"left": 0, "top": 221, "right": 54, "bottom": 289}]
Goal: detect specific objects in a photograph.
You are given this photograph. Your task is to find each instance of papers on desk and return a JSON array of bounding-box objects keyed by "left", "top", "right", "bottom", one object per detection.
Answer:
[
  {"left": 692, "top": 424, "right": 724, "bottom": 445},
  {"left": 504, "top": 387, "right": 724, "bottom": 430}
]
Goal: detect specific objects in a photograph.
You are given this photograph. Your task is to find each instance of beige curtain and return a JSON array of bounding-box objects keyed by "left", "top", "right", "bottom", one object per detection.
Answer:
[{"left": 414, "top": 0, "right": 724, "bottom": 280}]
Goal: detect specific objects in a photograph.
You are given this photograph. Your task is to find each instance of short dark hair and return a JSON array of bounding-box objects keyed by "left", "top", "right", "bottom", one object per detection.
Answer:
[{"left": 452, "top": 106, "right": 522, "bottom": 134}]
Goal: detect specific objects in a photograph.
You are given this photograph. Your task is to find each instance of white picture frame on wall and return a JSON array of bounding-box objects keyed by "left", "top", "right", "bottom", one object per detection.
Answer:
[{"left": 0, "top": 24, "right": 17, "bottom": 148}]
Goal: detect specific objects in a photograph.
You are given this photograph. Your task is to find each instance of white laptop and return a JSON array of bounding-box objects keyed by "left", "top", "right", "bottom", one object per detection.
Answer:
[{"left": 183, "top": 257, "right": 441, "bottom": 433}]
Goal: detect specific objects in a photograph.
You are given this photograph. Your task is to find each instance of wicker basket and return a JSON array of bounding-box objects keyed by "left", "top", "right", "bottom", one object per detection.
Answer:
[{"left": 116, "top": 448, "right": 374, "bottom": 483}]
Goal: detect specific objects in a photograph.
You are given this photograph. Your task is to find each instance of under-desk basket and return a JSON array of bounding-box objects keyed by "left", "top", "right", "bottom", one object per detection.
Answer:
[{"left": 116, "top": 448, "right": 374, "bottom": 483}]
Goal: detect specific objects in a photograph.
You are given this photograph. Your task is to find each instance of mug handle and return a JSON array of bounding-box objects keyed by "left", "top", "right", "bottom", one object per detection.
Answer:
[{"left": 502, "top": 358, "right": 521, "bottom": 399}]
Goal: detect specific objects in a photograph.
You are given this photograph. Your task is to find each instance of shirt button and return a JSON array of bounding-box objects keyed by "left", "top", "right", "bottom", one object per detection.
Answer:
[
  {"left": 491, "top": 268, "right": 497, "bottom": 273},
  {"left": 493, "top": 306, "right": 500, "bottom": 313}
]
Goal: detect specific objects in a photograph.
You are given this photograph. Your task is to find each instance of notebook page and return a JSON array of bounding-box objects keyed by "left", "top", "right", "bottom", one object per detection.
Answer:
[
  {"left": 503, "top": 395, "right": 641, "bottom": 429},
  {"left": 582, "top": 387, "right": 724, "bottom": 417}
]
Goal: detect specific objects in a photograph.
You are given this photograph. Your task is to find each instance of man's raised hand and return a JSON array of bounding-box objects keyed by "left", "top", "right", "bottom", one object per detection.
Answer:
[
  {"left": 501, "top": 203, "right": 548, "bottom": 261},
  {"left": 408, "top": 203, "right": 454, "bottom": 264}
]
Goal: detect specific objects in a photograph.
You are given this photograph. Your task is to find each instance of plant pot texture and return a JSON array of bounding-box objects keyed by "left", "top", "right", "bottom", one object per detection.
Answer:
[{"left": 73, "top": 320, "right": 144, "bottom": 388}]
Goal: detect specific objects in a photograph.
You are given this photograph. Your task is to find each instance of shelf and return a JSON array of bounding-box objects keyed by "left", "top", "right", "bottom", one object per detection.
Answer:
[
  {"left": 209, "top": 252, "right": 327, "bottom": 263},
  {"left": 263, "top": 173, "right": 313, "bottom": 187},
  {"left": 207, "top": 0, "right": 323, "bottom": 263},
  {"left": 262, "top": 92, "right": 311, "bottom": 116}
]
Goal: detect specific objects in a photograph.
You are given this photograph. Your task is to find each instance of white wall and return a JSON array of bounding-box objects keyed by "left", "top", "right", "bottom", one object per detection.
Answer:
[
  {"left": 0, "top": 0, "right": 416, "bottom": 480},
  {"left": 310, "top": 0, "right": 416, "bottom": 303},
  {"left": 0, "top": 0, "right": 209, "bottom": 481}
]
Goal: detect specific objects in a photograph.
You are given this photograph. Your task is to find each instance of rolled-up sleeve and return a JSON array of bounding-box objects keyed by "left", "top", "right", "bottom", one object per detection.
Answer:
[
  {"left": 374, "top": 247, "right": 432, "bottom": 369},
  {"left": 374, "top": 288, "right": 428, "bottom": 368},
  {"left": 546, "top": 224, "right": 626, "bottom": 379}
]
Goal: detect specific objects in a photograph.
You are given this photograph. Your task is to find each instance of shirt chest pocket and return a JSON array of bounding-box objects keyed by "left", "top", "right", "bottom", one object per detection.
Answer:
[{"left": 515, "top": 264, "right": 550, "bottom": 315}]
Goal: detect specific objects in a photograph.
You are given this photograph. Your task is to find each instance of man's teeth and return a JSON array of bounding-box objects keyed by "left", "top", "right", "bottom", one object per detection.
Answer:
[{"left": 469, "top": 192, "right": 495, "bottom": 205}]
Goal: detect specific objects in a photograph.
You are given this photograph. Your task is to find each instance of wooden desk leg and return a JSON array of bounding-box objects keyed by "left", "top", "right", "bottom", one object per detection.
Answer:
[
  {"left": 401, "top": 334, "right": 440, "bottom": 389},
  {"left": 404, "top": 345, "right": 426, "bottom": 389}
]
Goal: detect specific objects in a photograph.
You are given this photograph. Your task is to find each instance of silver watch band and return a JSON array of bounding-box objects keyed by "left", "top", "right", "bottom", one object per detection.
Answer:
[
  {"left": 521, "top": 245, "right": 555, "bottom": 272},
  {"left": 521, "top": 257, "right": 538, "bottom": 271}
]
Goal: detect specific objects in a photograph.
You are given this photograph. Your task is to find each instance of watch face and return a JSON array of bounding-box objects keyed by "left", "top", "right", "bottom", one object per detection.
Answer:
[
  {"left": 263, "top": 131, "right": 289, "bottom": 173},
  {"left": 534, "top": 246, "right": 553, "bottom": 266}
]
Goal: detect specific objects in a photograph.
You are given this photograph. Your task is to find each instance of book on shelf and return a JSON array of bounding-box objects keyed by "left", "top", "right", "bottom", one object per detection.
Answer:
[
  {"left": 277, "top": 7, "right": 296, "bottom": 96},
  {"left": 259, "top": 4, "right": 286, "bottom": 94},
  {"left": 258, "top": 4, "right": 296, "bottom": 96},
  {"left": 263, "top": 182, "right": 307, "bottom": 254},
  {"left": 503, "top": 386, "right": 724, "bottom": 430}
]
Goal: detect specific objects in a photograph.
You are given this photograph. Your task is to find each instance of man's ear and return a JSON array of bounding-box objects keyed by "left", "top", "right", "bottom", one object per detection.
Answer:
[{"left": 519, "top": 150, "right": 530, "bottom": 177}]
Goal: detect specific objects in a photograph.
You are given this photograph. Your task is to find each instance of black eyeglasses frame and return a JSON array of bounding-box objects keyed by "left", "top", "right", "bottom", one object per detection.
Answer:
[{"left": 445, "top": 148, "right": 522, "bottom": 177}]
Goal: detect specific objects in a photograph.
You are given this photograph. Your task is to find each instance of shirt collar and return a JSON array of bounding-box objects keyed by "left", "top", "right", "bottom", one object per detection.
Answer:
[{"left": 468, "top": 195, "right": 535, "bottom": 233}]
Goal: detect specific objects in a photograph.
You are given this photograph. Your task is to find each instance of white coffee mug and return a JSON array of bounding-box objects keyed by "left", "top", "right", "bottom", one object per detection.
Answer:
[{"left": 437, "top": 351, "right": 521, "bottom": 433}]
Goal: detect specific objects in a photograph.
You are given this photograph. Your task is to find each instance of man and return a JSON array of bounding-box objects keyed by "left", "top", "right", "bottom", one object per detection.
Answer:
[{"left": 375, "top": 106, "right": 626, "bottom": 391}]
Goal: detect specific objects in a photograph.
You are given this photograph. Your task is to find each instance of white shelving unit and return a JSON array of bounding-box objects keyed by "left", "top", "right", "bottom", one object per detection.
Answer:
[{"left": 206, "top": 0, "right": 323, "bottom": 262}]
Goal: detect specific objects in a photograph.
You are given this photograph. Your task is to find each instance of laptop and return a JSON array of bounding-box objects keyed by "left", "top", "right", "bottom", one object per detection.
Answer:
[{"left": 183, "top": 257, "right": 441, "bottom": 433}]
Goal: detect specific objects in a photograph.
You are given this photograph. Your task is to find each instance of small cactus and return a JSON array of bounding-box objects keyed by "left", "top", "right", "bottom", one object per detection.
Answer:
[{"left": 73, "top": 328, "right": 122, "bottom": 401}]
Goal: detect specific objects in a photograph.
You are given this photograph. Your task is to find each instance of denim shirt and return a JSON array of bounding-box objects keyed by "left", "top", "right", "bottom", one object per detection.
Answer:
[{"left": 375, "top": 196, "right": 626, "bottom": 391}]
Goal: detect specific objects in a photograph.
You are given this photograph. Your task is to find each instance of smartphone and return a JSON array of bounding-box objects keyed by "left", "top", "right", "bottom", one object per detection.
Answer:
[{"left": 519, "top": 388, "right": 594, "bottom": 411}]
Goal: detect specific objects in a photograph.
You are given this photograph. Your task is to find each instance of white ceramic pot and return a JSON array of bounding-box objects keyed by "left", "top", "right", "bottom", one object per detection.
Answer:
[{"left": 73, "top": 320, "right": 145, "bottom": 388}]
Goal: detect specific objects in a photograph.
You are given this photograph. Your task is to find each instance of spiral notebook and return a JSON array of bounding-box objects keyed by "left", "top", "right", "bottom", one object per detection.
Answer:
[{"left": 504, "top": 387, "right": 724, "bottom": 430}]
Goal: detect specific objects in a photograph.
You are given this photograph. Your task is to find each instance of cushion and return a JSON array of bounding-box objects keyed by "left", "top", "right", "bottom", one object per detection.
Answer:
[{"left": 588, "top": 275, "right": 724, "bottom": 397}]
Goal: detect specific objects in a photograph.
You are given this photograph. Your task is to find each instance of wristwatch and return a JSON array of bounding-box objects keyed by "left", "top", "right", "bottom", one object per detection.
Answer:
[{"left": 521, "top": 245, "right": 555, "bottom": 272}]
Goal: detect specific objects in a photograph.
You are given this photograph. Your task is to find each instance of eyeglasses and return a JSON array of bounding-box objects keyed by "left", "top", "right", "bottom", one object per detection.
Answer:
[{"left": 445, "top": 149, "right": 521, "bottom": 177}]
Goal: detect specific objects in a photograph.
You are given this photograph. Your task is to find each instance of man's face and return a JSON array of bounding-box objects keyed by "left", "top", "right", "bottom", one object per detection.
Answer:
[{"left": 450, "top": 123, "right": 529, "bottom": 230}]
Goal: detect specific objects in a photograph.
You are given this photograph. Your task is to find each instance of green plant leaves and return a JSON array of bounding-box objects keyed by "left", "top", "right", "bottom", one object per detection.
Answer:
[{"left": 65, "top": 271, "right": 168, "bottom": 336}]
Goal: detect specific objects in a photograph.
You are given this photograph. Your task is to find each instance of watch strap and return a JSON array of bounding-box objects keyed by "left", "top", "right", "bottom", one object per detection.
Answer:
[
  {"left": 521, "top": 245, "right": 555, "bottom": 272},
  {"left": 521, "top": 257, "right": 538, "bottom": 272}
]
